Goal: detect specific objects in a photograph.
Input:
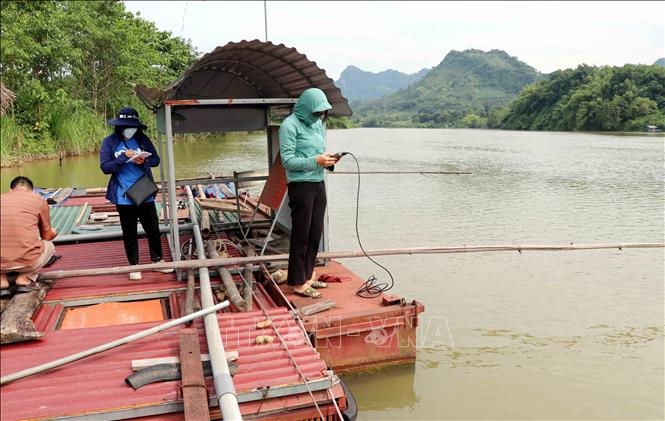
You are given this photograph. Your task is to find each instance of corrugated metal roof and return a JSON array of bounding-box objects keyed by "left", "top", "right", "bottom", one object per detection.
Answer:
[
  {"left": 50, "top": 205, "right": 91, "bottom": 235},
  {"left": 0, "top": 308, "right": 334, "bottom": 420},
  {"left": 39, "top": 236, "right": 274, "bottom": 311},
  {"left": 159, "top": 40, "right": 352, "bottom": 117}
]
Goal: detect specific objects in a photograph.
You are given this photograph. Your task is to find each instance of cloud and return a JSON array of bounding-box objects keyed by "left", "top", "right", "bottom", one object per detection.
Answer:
[{"left": 124, "top": 1, "right": 665, "bottom": 79}]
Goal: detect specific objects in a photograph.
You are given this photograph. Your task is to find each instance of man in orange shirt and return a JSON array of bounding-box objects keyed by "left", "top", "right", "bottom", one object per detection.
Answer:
[{"left": 0, "top": 176, "right": 57, "bottom": 293}]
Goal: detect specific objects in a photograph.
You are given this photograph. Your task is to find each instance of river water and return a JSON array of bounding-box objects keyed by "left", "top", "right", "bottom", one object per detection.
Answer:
[{"left": 2, "top": 129, "right": 663, "bottom": 419}]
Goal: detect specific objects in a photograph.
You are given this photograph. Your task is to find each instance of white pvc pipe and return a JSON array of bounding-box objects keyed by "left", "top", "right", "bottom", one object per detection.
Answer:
[
  {"left": 1, "top": 301, "right": 230, "bottom": 385},
  {"left": 185, "top": 186, "right": 242, "bottom": 420}
]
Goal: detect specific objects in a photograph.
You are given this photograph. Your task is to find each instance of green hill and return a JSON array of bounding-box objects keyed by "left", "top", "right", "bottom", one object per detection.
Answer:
[
  {"left": 655, "top": 58, "right": 665, "bottom": 67},
  {"left": 336, "top": 65, "right": 429, "bottom": 101},
  {"left": 352, "top": 49, "right": 542, "bottom": 128},
  {"left": 491, "top": 64, "right": 665, "bottom": 131}
]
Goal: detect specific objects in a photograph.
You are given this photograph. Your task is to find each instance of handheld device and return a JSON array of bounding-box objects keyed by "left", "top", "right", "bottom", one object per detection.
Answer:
[{"left": 331, "top": 152, "right": 349, "bottom": 160}]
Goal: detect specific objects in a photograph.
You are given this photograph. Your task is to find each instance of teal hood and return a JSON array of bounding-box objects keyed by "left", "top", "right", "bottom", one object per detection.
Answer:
[{"left": 294, "top": 88, "right": 332, "bottom": 126}]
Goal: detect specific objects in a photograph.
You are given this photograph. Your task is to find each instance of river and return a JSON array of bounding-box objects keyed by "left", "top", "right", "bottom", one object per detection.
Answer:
[{"left": 1, "top": 128, "right": 663, "bottom": 420}]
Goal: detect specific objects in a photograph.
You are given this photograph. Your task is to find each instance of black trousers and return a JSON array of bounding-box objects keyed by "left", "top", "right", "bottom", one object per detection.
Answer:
[
  {"left": 287, "top": 181, "right": 327, "bottom": 286},
  {"left": 116, "top": 201, "right": 163, "bottom": 265}
]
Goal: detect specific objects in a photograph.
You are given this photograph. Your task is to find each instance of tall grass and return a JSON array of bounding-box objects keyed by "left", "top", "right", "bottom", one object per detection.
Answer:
[
  {"left": 50, "top": 106, "right": 107, "bottom": 156},
  {"left": 1, "top": 108, "right": 107, "bottom": 167},
  {"left": 0, "top": 115, "right": 30, "bottom": 167}
]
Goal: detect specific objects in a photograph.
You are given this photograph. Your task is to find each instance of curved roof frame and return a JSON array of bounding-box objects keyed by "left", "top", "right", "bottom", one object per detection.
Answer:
[{"left": 161, "top": 40, "right": 352, "bottom": 117}]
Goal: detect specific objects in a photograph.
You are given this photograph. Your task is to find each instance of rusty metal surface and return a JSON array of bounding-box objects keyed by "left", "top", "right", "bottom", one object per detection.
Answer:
[
  {"left": 36, "top": 236, "right": 277, "bottom": 312},
  {"left": 179, "top": 328, "right": 210, "bottom": 421},
  {"left": 271, "top": 261, "right": 425, "bottom": 372},
  {"left": 0, "top": 308, "right": 330, "bottom": 420},
  {"left": 163, "top": 40, "right": 352, "bottom": 117}
]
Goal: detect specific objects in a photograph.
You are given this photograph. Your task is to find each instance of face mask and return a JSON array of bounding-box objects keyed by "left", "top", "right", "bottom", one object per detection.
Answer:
[{"left": 122, "top": 128, "right": 138, "bottom": 139}]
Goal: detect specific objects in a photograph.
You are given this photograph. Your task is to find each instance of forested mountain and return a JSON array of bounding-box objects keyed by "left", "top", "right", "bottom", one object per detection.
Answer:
[
  {"left": 491, "top": 64, "right": 665, "bottom": 131},
  {"left": 351, "top": 49, "right": 542, "bottom": 128},
  {"left": 655, "top": 58, "right": 665, "bottom": 67},
  {"left": 335, "top": 66, "right": 429, "bottom": 101}
]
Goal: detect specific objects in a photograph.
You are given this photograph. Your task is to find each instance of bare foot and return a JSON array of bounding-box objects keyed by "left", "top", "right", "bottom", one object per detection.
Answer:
[
  {"left": 0, "top": 273, "right": 9, "bottom": 289},
  {"left": 15, "top": 274, "right": 33, "bottom": 286}
]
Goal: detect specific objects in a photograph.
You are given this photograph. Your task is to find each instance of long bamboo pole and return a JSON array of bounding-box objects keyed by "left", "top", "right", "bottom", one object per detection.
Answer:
[
  {"left": 331, "top": 171, "right": 472, "bottom": 175},
  {"left": 0, "top": 301, "right": 230, "bottom": 385},
  {"left": 37, "top": 242, "right": 664, "bottom": 281}
]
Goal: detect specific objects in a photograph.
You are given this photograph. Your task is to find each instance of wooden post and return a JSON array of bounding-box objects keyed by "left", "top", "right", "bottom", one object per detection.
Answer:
[
  {"left": 184, "top": 254, "right": 195, "bottom": 317},
  {"left": 242, "top": 247, "right": 256, "bottom": 312},
  {"left": 179, "top": 328, "right": 211, "bottom": 421},
  {"left": 0, "top": 283, "right": 50, "bottom": 344},
  {"left": 207, "top": 240, "right": 246, "bottom": 311}
]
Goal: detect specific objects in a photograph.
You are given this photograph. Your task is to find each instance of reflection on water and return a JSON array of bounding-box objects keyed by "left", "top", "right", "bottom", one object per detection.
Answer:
[
  {"left": 342, "top": 364, "right": 418, "bottom": 411},
  {"left": 0, "top": 132, "right": 269, "bottom": 192},
  {"left": 2, "top": 128, "right": 663, "bottom": 419}
]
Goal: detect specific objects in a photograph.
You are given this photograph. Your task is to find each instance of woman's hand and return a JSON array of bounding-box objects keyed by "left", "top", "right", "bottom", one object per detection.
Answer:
[
  {"left": 134, "top": 157, "right": 145, "bottom": 165},
  {"left": 125, "top": 149, "right": 135, "bottom": 158},
  {"left": 315, "top": 153, "right": 337, "bottom": 167}
]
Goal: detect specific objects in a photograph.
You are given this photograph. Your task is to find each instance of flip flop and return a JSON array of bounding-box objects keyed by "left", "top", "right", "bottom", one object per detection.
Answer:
[
  {"left": 43, "top": 254, "right": 62, "bottom": 268},
  {"left": 294, "top": 286, "right": 321, "bottom": 299},
  {"left": 0, "top": 289, "right": 12, "bottom": 297},
  {"left": 310, "top": 280, "right": 328, "bottom": 289},
  {"left": 271, "top": 269, "right": 288, "bottom": 284},
  {"left": 14, "top": 283, "right": 40, "bottom": 293}
]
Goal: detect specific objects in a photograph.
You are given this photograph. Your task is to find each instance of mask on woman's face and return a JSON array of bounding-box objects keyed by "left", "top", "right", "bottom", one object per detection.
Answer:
[{"left": 122, "top": 127, "right": 138, "bottom": 139}]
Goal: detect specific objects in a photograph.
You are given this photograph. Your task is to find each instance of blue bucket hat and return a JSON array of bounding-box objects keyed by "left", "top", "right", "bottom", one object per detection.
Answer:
[{"left": 107, "top": 107, "right": 147, "bottom": 129}]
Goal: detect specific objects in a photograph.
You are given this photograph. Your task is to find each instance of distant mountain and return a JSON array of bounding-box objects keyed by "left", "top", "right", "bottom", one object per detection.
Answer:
[
  {"left": 655, "top": 58, "right": 665, "bottom": 67},
  {"left": 336, "top": 66, "right": 429, "bottom": 101},
  {"left": 352, "top": 49, "right": 542, "bottom": 128}
]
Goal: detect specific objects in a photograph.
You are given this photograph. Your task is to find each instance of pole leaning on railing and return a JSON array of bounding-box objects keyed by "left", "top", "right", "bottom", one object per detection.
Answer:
[
  {"left": 37, "top": 242, "right": 665, "bottom": 281},
  {"left": 0, "top": 300, "right": 230, "bottom": 385},
  {"left": 185, "top": 186, "right": 242, "bottom": 421}
]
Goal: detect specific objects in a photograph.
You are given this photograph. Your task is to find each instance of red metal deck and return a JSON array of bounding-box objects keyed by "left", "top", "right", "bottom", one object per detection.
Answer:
[
  {"left": 0, "top": 308, "right": 343, "bottom": 420},
  {"left": 271, "top": 260, "right": 425, "bottom": 372}
]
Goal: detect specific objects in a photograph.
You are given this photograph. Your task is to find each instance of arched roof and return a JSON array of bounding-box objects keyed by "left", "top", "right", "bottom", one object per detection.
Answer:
[{"left": 163, "top": 40, "right": 352, "bottom": 117}]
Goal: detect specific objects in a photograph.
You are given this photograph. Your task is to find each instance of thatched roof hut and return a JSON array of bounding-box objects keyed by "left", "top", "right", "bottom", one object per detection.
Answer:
[{"left": 1, "top": 82, "right": 16, "bottom": 116}]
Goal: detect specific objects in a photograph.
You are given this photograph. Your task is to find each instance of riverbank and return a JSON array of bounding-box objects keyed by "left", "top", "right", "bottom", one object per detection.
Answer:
[{"left": 0, "top": 117, "right": 355, "bottom": 168}]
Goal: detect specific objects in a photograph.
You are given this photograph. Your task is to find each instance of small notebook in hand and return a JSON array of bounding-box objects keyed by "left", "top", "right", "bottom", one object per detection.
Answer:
[{"left": 127, "top": 151, "right": 152, "bottom": 163}]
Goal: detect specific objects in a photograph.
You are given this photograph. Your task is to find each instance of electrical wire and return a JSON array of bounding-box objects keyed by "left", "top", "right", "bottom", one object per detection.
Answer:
[{"left": 344, "top": 152, "right": 395, "bottom": 298}]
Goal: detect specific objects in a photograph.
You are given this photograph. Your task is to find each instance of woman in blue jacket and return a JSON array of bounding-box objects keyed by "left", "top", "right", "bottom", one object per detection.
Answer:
[
  {"left": 100, "top": 107, "right": 172, "bottom": 280},
  {"left": 279, "top": 88, "right": 339, "bottom": 298}
]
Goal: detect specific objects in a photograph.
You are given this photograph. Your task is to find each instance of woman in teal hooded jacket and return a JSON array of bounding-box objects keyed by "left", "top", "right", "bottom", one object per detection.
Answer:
[{"left": 279, "top": 88, "right": 338, "bottom": 298}]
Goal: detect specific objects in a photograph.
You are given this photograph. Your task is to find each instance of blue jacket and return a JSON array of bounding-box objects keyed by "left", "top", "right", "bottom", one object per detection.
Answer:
[{"left": 100, "top": 131, "right": 160, "bottom": 204}]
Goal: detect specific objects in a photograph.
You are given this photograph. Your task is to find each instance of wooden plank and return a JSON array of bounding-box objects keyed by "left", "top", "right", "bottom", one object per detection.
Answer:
[
  {"left": 297, "top": 299, "right": 337, "bottom": 317},
  {"left": 131, "top": 351, "right": 239, "bottom": 371},
  {"left": 179, "top": 328, "right": 210, "bottom": 421},
  {"left": 218, "top": 183, "right": 235, "bottom": 199},
  {"left": 196, "top": 197, "right": 252, "bottom": 214}
]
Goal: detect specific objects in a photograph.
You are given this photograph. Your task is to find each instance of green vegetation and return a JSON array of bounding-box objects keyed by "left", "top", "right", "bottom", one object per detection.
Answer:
[
  {"left": 352, "top": 49, "right": 541, "bottom": 128},
  {"left": 0, "top": 0, "right": 198, "bottom": 167},
  {"left": 326, "top": 116, "right": 355, "bottom": 129},
  {"left": 491, "top": 64, "right": 665, "bottom": 131}
]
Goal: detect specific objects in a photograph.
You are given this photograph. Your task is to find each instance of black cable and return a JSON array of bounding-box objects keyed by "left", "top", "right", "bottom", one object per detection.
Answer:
[{"left": 343, "top": 152, "right": 395, "bottom": 298}]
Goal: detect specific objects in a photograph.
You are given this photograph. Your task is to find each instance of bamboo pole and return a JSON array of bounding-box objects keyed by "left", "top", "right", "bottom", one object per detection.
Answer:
[
  {"left": 0, "top": 301, "right": 230, "bottom": 385},
  {"left": 37, "top": 242, "right": 664, "bottom": 281},
  {"left": 331, "top": 171, "right": 472, "bottom": 175}
]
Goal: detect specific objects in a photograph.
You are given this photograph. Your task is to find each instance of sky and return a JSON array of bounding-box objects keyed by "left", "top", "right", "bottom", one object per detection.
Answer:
[{"left": 124, "top": 1, "right": 664, "bottom": 79}]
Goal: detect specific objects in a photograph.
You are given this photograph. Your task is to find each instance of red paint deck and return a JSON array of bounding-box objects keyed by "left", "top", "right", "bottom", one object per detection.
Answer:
[
  {"left": 1, "top": 226, "right": 423, "bottom": 419},
  {"left": 270, "top": 260, "right": 425, "bottom": 372}
]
